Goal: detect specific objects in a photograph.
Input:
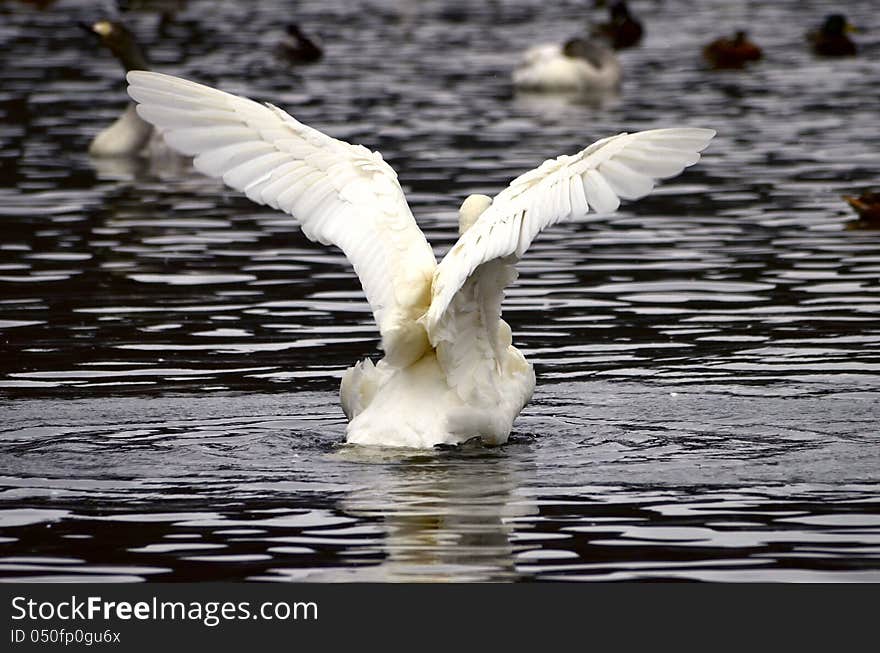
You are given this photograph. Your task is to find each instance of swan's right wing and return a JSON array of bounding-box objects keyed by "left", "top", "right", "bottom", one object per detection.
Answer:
[
  {"left": 424, "top": 128, "right": 714, "bottom": 399},
  {"left": 126, "top": 71, "right": 436, "bottom": 365},
  {"left": 425, "top": 128, "right": 716, "bottom": 336}
]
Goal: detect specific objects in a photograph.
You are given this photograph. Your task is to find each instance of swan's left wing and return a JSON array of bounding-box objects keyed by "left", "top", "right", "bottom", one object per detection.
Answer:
[
  {"left": 126, "top": 71, "right": 437, "bottom": 366},
  {"left": 424, "top": 128, "right": 716, "bottom": 340}
]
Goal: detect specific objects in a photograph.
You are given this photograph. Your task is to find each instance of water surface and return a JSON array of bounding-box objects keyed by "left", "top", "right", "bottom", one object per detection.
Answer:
[{"left": 0, "top": 0, "right": 879, "bottom": 581}]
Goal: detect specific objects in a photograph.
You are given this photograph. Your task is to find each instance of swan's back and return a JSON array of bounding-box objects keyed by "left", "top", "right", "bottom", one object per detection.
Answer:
[{"left": 513, "top": 41, "right": 620, "bottom": 92}]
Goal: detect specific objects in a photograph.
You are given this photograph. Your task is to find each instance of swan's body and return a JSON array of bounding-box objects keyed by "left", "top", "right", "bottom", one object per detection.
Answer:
[
  {"left": 89, "top": 103, "right": 154, "bottom": 156},
  {"left": 341, "top": 246, "right": 535, "bottom": 448},
  {"left": 126, "top": 70, "right": 714, "bottom": 448},
  {"left": 514, "top": 39, "right": 621, "bottom": 92},
  {"left": 342, "top": 347, "right": 534, "bottom": 448},
  {"left": 85, "top": 20, "right": 160, "bottom": 157}
]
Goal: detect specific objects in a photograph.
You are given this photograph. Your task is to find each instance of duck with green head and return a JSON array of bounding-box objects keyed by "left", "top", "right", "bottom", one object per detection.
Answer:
[
  {"left": 594, "top": 1, "right": 643, "bottom": 50},
  {"left": 809, "top": 14, "right": 857, "bottom": 57}
]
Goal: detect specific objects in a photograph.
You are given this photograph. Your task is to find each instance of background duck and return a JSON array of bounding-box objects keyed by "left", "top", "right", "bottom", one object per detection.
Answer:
[
  {"left": 843, "top": 191, "right": 880, "bottom": 228},
  {"left": 808, "top": 14, "right": 857, "bottom": 57},
  {"left": 594, "top": 0, "right": 643, "bottom": 50},
  {"left": 276, "top": 23, "right": 323, "bottom": 64},
  {"left": 513, "top": 37, "right": 621, "bottom": 93},
  {"left": 116, "top": 0, "right": 187, "bottom": 30},
  {"left": 84, "top": 20, "right": 154, "bottom": 157},
  {"left": 703, "top": 31, "right": 762, "bottom": 69}
]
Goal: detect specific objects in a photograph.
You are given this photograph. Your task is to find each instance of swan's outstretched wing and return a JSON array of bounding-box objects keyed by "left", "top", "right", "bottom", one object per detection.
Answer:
[
  {"left": 126, "top": 71, "right": 436, "bottom": 365},
  {"left": 424, "top": 128, "right": 715, "bottom": 336}
]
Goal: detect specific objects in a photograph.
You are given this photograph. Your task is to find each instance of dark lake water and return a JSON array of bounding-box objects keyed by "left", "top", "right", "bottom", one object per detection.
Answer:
[{"left": 1, "top": 0, "right": 879, "bottom": 582}]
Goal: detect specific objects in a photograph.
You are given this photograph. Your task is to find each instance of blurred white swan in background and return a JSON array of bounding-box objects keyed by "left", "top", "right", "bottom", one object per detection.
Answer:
[
  {"left": 126, "top": 71, "right": 714, "bottom": 448},
  {"left": 85, "top": 20, "right": 156, "bottom": 157},
  {"left": 513, "top": 37, "right": 621, "bottom": 93}
]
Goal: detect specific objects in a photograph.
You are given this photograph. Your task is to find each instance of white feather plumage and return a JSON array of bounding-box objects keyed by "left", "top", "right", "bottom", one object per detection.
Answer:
[
  {"left": 423, "top": 128, "right": 717, "bottom": 333},
  {"left": 126, "top": 71, "right": 715, "bottom": 448},
  {"left": 513, "top": 42, "right": 621, "bottom": 92}
]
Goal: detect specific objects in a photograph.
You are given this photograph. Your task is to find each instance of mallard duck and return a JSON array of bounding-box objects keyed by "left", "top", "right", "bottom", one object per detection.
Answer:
[
  {"left": 83, "top": 20, "right": 154, "bottom": 156},
  {"left": 594, "top": 1, "right": 643, "bottom": 50},
  {"left": 844, "top": 191, "right": 880, "bottom": 228},
  {"left": 276, "top": 23, "right": 323, "bottom": 64},
  {"left": 126, "top": 70, "right": 714, "bottom": 447},
  {"left": 808, "top": 14, "right": 857, "bottom": 57},
  {"left": 703, "top": 31, "right": 762, "bottom": 69},
  {"left": 513, "top": 37, "right": 621, "bottom": 92}
]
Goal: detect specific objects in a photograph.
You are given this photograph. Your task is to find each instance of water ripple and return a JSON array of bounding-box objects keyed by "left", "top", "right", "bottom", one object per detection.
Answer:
[{"left": 0, "top": 0, "right": 877, "bottom": 581}]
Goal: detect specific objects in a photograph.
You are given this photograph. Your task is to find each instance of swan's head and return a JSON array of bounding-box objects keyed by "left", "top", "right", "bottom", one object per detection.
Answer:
[
  {"left": 82, "top": 20, "right": 148, "bottom": 72},
  {"left": 458, "top": 194, "right": 492, "bottom": 235}
]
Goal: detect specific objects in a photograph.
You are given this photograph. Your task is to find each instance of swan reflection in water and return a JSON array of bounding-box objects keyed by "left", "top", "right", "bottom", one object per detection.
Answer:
[
  {"left": 513, "top": 86, "right": 622, "bottom": 115},
  {"left": 309, "top": 443, "right": 537, "bottom": 582}
]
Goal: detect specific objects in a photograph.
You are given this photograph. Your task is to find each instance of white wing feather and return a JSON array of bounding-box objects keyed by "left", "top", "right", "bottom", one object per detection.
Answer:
[
  {"left": 424, "top": 128, "right": 715, "bottom": 338},
  {"left": 126, "top": 71, "right": 437, "bottom": 365}
]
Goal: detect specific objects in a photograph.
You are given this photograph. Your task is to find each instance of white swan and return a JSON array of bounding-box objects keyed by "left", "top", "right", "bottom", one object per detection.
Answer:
[
  {"left": 125, "top": 71, "right": 714, "bottom": 448},
  {"left": 513, "top": 38, "right": 621, "bottom": 93},
  {"left": 85, "top": 20, "right": 156, "bottom": 157}
]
